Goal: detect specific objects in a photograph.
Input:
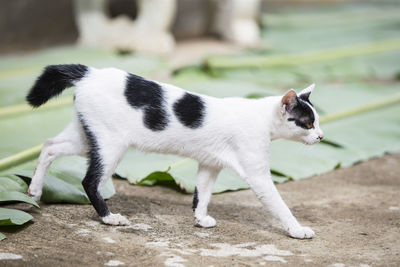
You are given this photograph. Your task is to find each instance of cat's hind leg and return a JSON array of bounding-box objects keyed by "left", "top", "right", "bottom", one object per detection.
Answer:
[
  {"left": 28, "top": 121, "right": 87, "bottom": 201},
  {"left": 193, "top": 165, "right": 221, "bottom": 228},
  {"left": 79, "top": 119, "right": 129, "bottom": 226}
]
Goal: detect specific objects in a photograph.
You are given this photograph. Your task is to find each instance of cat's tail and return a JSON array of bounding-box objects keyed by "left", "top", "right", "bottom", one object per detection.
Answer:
[{"left": 26, "top": 64, "right": 89, "bottom": 107}]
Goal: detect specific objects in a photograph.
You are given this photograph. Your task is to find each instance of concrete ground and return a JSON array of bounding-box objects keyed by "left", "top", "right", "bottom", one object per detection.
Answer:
[{"left": 0, "top": 153, "right": 399, "bottom": 266}]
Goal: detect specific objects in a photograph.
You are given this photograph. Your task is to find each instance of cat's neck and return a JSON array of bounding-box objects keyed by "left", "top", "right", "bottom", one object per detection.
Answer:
[{"left": 259, "top": 96, "right": 286, "bottom": 141}]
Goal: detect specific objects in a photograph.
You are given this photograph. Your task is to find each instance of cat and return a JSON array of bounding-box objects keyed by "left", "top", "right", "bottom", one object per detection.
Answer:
[{"left": 26, "top": 64, "right": 323, "bottom": 239}]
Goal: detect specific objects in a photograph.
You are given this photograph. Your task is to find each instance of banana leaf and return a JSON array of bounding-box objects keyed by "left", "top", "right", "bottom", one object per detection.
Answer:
[
  {"left": 0, "top": 191, "right": 39, "bottom": 208},
  {"left": 261, "top": 6, "right": 400, "bottom": 54},
  {"left": 0, "top": 175, "right": 27, "bottom": 193},
  {"left": 116, "top": 151, "right": 250, "bottom": 193},
  {"left": 0, "top": 208, "right": 33, "bottom": 226},
  {"left": 0, "top": 175, "right": 38, "bottom": 241},
  {"left": 2, "top": 156, "right": 115, "bottom": 204},
  {"left": 0, "top": 107, "right": 73, "bottom": 159},
  {"left": 211, "top": 50, "right": 400, "bottom": 90}
]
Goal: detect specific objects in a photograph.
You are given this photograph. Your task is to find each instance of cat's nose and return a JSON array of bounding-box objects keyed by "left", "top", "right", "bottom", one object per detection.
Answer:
[{"left": 318, "top": 135, "right": 324, "bottom": 140}]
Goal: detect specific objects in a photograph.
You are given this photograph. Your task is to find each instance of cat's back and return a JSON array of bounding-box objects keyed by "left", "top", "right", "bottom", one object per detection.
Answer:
[
  {"left": 74, "top": 67, "right": 186, "bottom": 104},
  {"left": 73, "top": 67, "right": 207, "bottom": 135}
]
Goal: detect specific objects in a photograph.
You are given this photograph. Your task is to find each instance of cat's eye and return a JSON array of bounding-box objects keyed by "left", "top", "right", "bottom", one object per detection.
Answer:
[{"left": 305, "top": 122, "right": 314, "bottom": 129}]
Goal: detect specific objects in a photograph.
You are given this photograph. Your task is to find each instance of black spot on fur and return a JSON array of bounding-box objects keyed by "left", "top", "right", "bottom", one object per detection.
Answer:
[
  {"left": 125, "top": 74, "right": 169, "bottom": 131},
  {"left": 287, "top": 98, "right": 315, "bottom": 130},
  {"left": 27, "top": 64, "right": 88, "bottom": 107},
  {"left": 173, "top": 93, "right": 205, "bottom": 128},
  {"left": 192, "top": 187, "right": 199, "bottom": 211},
  {"left": 78, "top": 113, "right": 110, "bottom": 218}
]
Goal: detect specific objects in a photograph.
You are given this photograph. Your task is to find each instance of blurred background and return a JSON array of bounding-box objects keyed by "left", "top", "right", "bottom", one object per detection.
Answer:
[
  {"left": 0, "top": 0, "right": 399, "bottom": 196},
  {"left": 0, "top": 0, "right": 400, "bottom": 256}
]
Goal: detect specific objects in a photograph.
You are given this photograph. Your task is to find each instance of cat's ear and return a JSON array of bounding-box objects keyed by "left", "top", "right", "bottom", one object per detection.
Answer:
[
  {"left": 281, "top": 89, "right": 298, "bottom": 114},
  {"left": 298, "top": 83, "right": 315, "bottom": 101}
]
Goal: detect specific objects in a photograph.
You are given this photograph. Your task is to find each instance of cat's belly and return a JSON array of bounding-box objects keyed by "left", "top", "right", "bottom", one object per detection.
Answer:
[{"left": 128, "top": 129, "right": 230, "bottom": 167}]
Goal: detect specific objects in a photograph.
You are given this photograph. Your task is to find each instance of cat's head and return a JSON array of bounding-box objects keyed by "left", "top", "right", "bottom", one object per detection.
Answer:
[{"left": 279, "top": 84, "right": 323, "bottom": 145}]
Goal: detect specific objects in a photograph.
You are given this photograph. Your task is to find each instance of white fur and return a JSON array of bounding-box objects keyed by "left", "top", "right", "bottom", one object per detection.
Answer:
[
  {"left": 28, "top": 66, "right": 323, "bottom": 239},
  {"left": 102, "top": 213, "right": 130, "bottom": 226}
]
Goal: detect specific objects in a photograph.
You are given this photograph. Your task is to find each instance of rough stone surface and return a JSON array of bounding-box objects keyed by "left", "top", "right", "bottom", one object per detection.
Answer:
[{"left": 1, "top": 153, "right": 399, "bottom": 266}]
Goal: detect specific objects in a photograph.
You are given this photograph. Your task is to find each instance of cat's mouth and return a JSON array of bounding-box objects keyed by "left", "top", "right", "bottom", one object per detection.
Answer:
[{"left": 302, "top": 139, "right": 319, "bottom": 145}]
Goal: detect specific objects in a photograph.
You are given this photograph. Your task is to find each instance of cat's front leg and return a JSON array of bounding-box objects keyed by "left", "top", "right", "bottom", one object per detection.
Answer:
[
  {"left": 193, "top": 165, "right": 221, "bottom": 228},
  {"left": 246, "top": 174, "right": 314, "bottom": 239}
]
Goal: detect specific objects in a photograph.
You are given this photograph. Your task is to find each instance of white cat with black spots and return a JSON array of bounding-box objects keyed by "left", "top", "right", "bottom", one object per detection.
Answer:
[{"left": 27, "top": 64, "right": 323, "bottom": 239}]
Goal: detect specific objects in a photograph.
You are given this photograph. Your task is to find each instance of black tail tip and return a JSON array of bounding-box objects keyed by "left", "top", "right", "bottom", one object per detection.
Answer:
[
  {"left": 26, "top": 64, "right": 88, "bottom": 107},
  {"left": 26, "top": 91, "right": 45, "bottom": 108}
]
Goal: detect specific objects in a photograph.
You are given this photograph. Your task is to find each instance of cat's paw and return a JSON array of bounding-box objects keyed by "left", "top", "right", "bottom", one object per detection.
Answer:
[
  {"left": 288, "top": 226, "right": 315, "bottom": 239},
  {"left": 102, "top": 213, "right": 130, "bottom": 226},
  {"left": 27, "top": 185, "right": 42, "bottom": 202},
  {"left": 195, "top": 215, "right": 216, "bottom": 228}
]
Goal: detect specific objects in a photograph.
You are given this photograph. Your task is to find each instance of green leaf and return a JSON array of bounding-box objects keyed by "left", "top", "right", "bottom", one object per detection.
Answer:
[
  {"left": 0, "top": 208, "right": 33, "bottom": 226},
  {"left": 205, "top": 39, "right": 400, "bottom": 70},
  {"left": 118, "top": 150, "right": 290, "bottom": 193},
  {"left": 0, "top": 232, "right": 5, "bottom": 241},
  {"left": 14, "top": 156, "right": 115, "bottom": 204},
  {"left": 0, "top": 191, "right": 39, "bottom": 208},
  {"left": 117, "top": 150, "right": 274, "bottom": 193},
  {"left": 0, "top": 176, "right": 27, "bottom": 193},
  {"left": 2, "top": 174, "right": 28, "bottom": 192},
  {"left": 137, "top": 172, "right": 175, "bottom": 186},
  {"left": 17, "top": 170, "right": 88, "bottom": 204},
  {"left": 0, "top": 106, "right": 73, "bottom": 159}
]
